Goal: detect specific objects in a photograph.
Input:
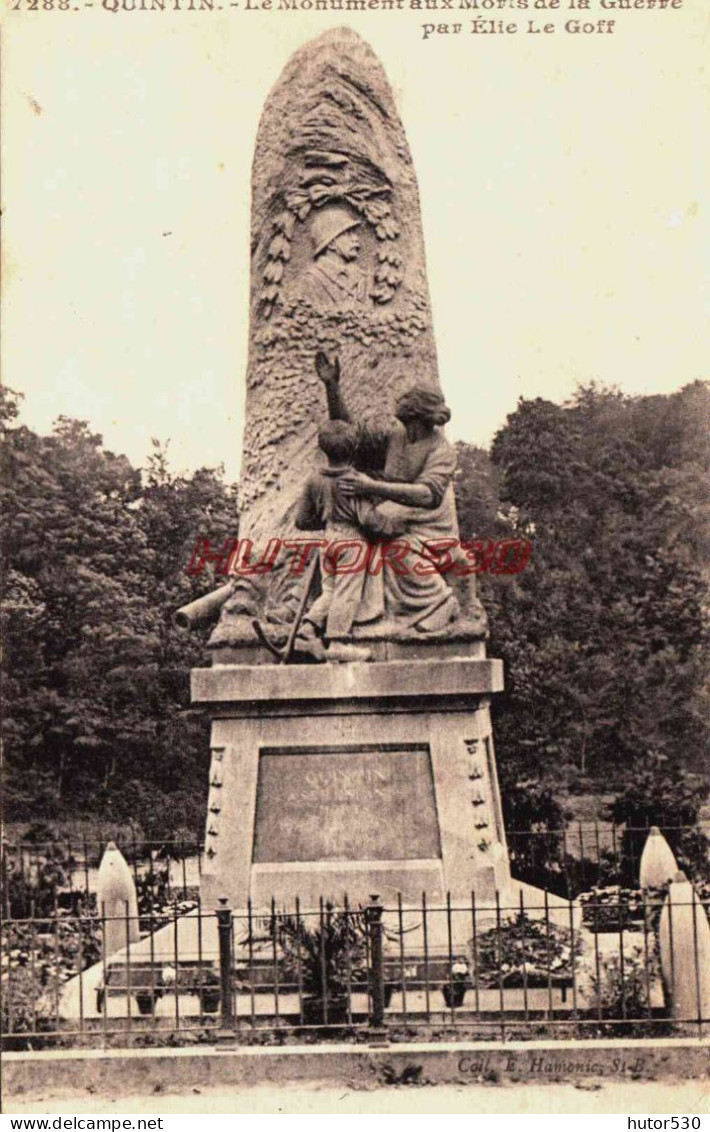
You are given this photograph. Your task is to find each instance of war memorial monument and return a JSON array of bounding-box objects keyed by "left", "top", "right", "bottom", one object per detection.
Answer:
[
  {"left": 182, "top": 27, "right": 515, "bottom": 920},
  {"left": 13, "top": 25, "right": 709, "bottom": 1057}
]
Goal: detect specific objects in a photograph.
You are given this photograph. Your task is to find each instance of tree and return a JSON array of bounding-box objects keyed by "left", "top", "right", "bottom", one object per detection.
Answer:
[
  {"left": 3, "top": 379, "right": 708, "bottom": 847},
  {"left": 488, "top": 381, "right": 709, "bottom": 808},
  {"left": 1, "top": 391, "right": 238, "bottom": 837}
]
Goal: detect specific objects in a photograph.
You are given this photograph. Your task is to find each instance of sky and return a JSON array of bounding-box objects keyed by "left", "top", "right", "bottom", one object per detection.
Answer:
[{"left": 2, "top": 1, "right": 708, "bottom": 483}]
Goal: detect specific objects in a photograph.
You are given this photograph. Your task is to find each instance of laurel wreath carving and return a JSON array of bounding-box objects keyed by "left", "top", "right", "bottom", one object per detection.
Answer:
[{"left": 260, "top": 163, "right": 403, "bottom": 318}]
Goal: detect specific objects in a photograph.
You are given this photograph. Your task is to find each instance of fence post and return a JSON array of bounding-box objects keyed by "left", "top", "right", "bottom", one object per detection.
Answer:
[
  {"left": 216, "top": 897, "right": 235, "bottom": 1032},
  {"left": 366, "top": 894, "right": 387, "bottom": 1043},
  {"left": 0, "top": 842, "right": 9, "bottom": 921}
]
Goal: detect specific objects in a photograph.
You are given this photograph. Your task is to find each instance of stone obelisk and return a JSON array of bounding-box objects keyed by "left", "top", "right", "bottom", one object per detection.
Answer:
[
  {"left": 232, "top": 29, "right": 437, "bottom": 537},
  {"left": 209, "top": 28, "right": 487, "bottom": 652},
  {"left": 192, "top": 29, "right": 512, "bottom": 915}
]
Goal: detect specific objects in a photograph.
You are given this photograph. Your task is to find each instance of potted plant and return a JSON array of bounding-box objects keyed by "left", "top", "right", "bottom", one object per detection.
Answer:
[
  {"left": 442, "top": 957, "right": 469, "bottom": 1008},
  {"left": 193, "top": 967, "right": 221, "bottom": 1014},
  {"left": 162, "top": 964, "right": 222, "bottom": 1015},
  {"left": 267, "top": 903, "right": 367, "bottom": 1028},
  {"left": 134, "top": 963, "right": 173, "bottom": 1016},
  {"left": 135, "top": 988, "right": 160, "bottom": 1016}
]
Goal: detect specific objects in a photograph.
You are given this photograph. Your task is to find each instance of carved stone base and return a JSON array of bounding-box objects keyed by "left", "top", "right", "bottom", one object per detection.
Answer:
[
  {"left": 193, "top": 656, "right": 511, "bottom": 912},
  {"left": 208, "top": 614, "right": 489, "bottom": 666}
]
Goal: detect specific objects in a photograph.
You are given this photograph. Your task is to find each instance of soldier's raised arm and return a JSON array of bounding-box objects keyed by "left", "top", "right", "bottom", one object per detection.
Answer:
[{"left": 315, "top": 351, "right": 351, "bottom": 422}]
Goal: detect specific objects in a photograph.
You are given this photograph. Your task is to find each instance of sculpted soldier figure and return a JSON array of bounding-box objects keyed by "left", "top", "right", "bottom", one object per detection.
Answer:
[
  {"left": 299, "top": 207, "right": 369, "bottom": 308},
  {"left": 293, "top": 419, "right": 382, "bottom": 662}
]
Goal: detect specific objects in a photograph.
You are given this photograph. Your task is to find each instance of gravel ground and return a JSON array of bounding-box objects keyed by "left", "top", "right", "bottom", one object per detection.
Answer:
[{"left": 5, "top": 1080, "right": 710, "bottom": 1115}]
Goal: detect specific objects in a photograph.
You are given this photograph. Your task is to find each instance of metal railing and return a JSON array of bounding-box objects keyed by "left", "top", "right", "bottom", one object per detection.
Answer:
[
  {"left": 506, "top": 822, "right": 709, "bottom": 899},
  {"left": 1, "top": 836, "right": 202, "bottom": 921},
  {"left": 2, "top": 886, "right": 708, "bottom": 1049},
  {"left": 3, "top": 822, "right": 707, "bottom": 918},
  {"left": 2, "top": 819, "right": 706, "bottom": 914}
]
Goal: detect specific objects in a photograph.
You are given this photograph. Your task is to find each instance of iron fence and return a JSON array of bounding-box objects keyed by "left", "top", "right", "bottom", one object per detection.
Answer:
[
  {"left": 2, "top": 822, "right": 708, "bottom": 919},
  {"left": 2, "top": 886, "right": 708, "bottom": 1049},
  {"left": 1, "top": 836, "right": 202, "bottom": 921}
]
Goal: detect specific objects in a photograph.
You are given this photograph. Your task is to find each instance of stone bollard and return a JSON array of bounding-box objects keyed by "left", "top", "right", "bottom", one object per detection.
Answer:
[
  {"left": 658, "top": 871, "right": 710, "bottom": 1033},
  {"left": 639, "top": 826, "right": 678, "bottom": 889},
  {"left": 96, "top": 841, "right": 140, "bottom": 960}
]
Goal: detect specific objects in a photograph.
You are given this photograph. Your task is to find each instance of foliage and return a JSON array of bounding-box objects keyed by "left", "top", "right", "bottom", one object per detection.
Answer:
[
  {"left": 0, "top": 962, "right": 56, "bottom": 1048},
  {"left": 264, "top": 904, "right": 368, "bottom": 1001},
  {"left": 586, "top": 946, "right": 661, "bottom": 1036},
  {"left": 3, "top": 828, "right": 70, "bottom": 918},
  {"left": 458, "top": 380, "right": 710, "bottom": 817},
  {"left": 138, "top": 896, "right": 199, "bottom": 936},
  {"left": 135, "top": 863, "right": 172, "bottom": 916},
  {"left": 579, "top": 886, "right": 646, "bottom": 933},
  {"left": 3, "top": 375, "right": 708, "bottom": 848},
  {"left": 471, "top": 912, "right": 582, "bottom": 988},
  {"left": 1, "top": 385, "right": 238, "bottom": 836},
  {"left": 134, "top": 862, "right": 198, "bottom": 933},
  {"left": 607, "top": 754, "right": 709, "bottom": 883},
  {"left": 500, "top": 781, "right": 568, "bottom": 893},
  {"left": 1, "top": 910, "right": 101, "bottom": 1047}
]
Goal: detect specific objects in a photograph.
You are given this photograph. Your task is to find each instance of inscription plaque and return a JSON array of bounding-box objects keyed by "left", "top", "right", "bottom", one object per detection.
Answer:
[{"left": 253, "top": 745, "right": 441, "bottom": 863}]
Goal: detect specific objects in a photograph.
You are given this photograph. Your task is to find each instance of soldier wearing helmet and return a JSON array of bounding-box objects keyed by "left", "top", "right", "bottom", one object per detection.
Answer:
[{"left": 299, "top": 206, "right": 368, "bottom": 308}]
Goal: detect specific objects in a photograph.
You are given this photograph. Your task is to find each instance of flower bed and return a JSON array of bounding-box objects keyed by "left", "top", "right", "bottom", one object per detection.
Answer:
[
  {"left": 1, "top": 909, "right": 101, "bottom": 1045},
  {"left": 471, "top": 912, "right": 582, "bottom": 988},
  {"left": 579, "top": 886, "right": 646, "bottom": 933}
]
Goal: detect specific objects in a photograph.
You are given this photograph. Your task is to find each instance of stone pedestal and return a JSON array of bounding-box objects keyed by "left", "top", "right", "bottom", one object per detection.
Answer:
[{"left": 192, "top": 657, "right": 511, "bottom": 911}]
